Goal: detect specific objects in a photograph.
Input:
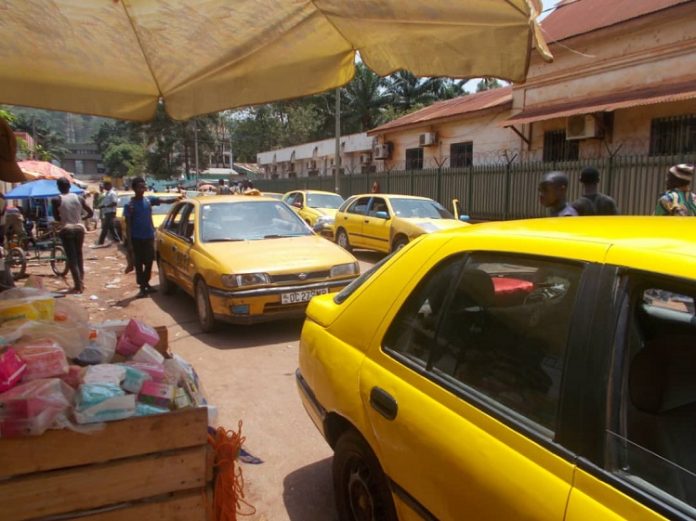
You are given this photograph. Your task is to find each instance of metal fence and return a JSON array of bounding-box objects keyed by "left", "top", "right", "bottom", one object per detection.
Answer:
[{"left": 255, "top": 153, "right": 696, "bottom": 220}]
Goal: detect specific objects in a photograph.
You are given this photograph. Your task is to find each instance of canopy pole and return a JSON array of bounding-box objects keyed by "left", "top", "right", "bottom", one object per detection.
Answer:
[
  {"left": 194, "top": 121, "right": 200, "bottom": 185},
  {"left": 334, "top": 88, "right": 341, "bottom": 193}
]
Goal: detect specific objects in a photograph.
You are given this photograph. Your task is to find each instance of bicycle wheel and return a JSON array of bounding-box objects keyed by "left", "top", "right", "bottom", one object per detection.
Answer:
[
  {"left": 50, "top": 245, "right": 70, "bottom": 277},
  {"left": 6, "top": 247, "right": 27, "bottom": 279}
]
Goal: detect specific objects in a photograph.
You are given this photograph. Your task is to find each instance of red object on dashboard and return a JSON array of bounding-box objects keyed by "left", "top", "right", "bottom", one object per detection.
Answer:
[{"left": 492, "top": 277, "right": 534, "bottom": 294}]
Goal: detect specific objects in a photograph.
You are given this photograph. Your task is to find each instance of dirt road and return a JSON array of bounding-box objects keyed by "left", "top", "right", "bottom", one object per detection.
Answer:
[{"left": 26, "top": 235, "right": 380, "bottom": 521}]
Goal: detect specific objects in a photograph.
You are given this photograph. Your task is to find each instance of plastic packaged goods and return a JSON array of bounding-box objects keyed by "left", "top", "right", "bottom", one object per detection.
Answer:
[
  {"left": 74, "top": 384, "right": 136, "bottom": 424},
  {"left": 59, "top": 366, "right": 84, "bottom": 389},
  {"left": 0, "top": 348, "right": 26, "bottom": 392},
  {"left": 93, "top": 320, "right": 129, "bottom": 338},
  {"left": 15, "top": 338, "right": 69, "bottom": 381},
  {"left": 174, "top": 387, "right": 193, "bottom": 409},
  {"left": 0, "top": 406, "right": 62, "bottom": 437},
  {"left": 75, "top": 329, "right": 117, "bottom": 366},
  {"left": 0, "top": 378, "right": 75, "bottom": 419},
  {"left": 139, "top": 381, "right": 175, "bottom": 409},
  {"left": 116, "top": 320, "right": 159, "bottom": 356},
  {"left": 0, "top": 300, "right": 39, "bottom": 324},
  {"left": 121, "top": 365, "right": 151, "bottom": 394},
  {"left": 82, "top": 365, "right": 126, "bottom": 386},
  {"left": 132, "top": 343, "right": 164, "bottom": 365},
  {"left": 122, "top": 361, "right": 166, "bottom": 382},
  {"left": 53, "top": 298, "right": 89, "bottom": 324},
  {"left": 0, "top": 321, "right": 89, "bottom": 358},
  {"left": 135, "top": 402, "right": 169, "bottom": 416}
]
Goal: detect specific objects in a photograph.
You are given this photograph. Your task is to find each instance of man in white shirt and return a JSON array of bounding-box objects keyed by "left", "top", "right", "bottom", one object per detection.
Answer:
[{"left": 97, "top": 178, "right": 121, "bottom": 245}]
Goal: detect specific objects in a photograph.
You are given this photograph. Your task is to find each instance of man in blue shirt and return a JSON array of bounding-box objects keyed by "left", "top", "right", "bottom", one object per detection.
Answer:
[{"left": 125, "top": 177, "right": 179, "bottom": 298}]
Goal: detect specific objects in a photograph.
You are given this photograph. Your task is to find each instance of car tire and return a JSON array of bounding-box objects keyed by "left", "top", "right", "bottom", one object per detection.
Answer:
[
  {"left": 391, "top": 235, "right": 408, "bottom": 252},
  {"left": 333, "top": 430, "right": 397, "bottom": 521},
  {"left": 158, "top": 259, "right": 176, "bottom": 295},
  {"left": 336, "top": 228, "right": 352, "bottom": 252},
  {"left": 195, "top": 279, "right": 217, "bottom": 333}
]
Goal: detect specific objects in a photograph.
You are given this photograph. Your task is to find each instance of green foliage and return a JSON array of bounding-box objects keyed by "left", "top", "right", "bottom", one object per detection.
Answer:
[
  {"left": 103, "top": 142, "right": 145, "bottom": 177},
  {"left": 476, "top": 78, "right": 503, "bottom": 92}
]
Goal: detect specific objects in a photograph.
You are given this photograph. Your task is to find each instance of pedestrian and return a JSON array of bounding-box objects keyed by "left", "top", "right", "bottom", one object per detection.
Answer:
[
  {"left": 125, "top": 177, "right": 180, "bottom": 298},
  {"left": 371, "top": 181, "right": 381, "bottom": 193},
  {"left": 538, "top": 171, "right": 578, "bottom": 217},
  {"left": 654, "top": 164, "right": 696, "bottom": 216},
  {"left": 216, "top": 179, "right": 230, "bottom": 195},
  {"left": 96, "top": 178, "right": 121, "bottom": 245},
  {"left": 571, "top": 167, "right": 619, "bottom": 215},
  {"left": 51, "top": 177, "right": 93, "bottom": 293}
]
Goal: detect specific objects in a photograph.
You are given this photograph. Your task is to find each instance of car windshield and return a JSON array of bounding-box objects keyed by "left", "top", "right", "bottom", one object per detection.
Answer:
[
  {"left": 199, "top": 201, "right": 311, "bottom": 242},
  {"left": 152, "top": 202, "right": 175, "bottom": 215},
  {"left": 389, "top": 198, "right": 453, "bottom": 219},
  {"left": 306, "top": 193, "right": 343, "bottom": 209}
]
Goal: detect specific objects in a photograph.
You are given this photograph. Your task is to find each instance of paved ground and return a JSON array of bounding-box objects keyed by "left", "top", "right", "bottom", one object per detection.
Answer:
[{"left": 24, "top": 231, "right": 381, "bottom": 521}]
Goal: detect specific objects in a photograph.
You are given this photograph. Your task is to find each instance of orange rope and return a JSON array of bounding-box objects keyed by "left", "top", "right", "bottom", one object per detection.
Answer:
[{"left": 207, "top": 421, "right": 256, "bottom": 521}]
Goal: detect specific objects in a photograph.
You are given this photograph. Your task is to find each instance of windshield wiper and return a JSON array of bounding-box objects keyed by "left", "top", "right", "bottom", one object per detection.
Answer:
[
  {"left": 205, "top": 238, "right": 244, "bottom": 242},
  {"left": 263, "top": 234, "right": 304, "bottom": 239}
]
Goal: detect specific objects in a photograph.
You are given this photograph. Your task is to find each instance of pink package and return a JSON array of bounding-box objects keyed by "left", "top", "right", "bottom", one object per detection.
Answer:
[
  {"left": 122, "top": 361, "right": 165, "bottom": 382},
  {"left": 14, "top": 338, "right": 68, "bottom": 381},
  {"left": 59, "top": 365, "right": 84, "bottom": 389},
  {"left": 0, "top": 407, "right": 62, "bottom": 437},
  {"left": 0, "top": 348, "right": 27, "bottom": 392},
  {"left": 116, "top": 320, "right": 159, "bottom": 357},
  {"left": 139, "top": 380, "right": 175, "bottom": 409},
  {"left": 0, "top": 378, "right": 75, "bottom": 419}
]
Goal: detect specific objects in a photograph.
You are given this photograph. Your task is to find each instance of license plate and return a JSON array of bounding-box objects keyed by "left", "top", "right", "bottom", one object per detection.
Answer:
[{"left": 281, "top": 288, "right": 329, "bottom": 304}]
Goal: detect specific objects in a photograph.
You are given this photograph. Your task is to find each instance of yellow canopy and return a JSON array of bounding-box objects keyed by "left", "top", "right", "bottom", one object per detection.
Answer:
[{"left": 0, "top": 0, "right": 551, "bottom": 121}]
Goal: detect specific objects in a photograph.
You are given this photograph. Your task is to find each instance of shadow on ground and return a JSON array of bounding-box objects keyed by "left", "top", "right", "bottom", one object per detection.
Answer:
[
  {"left": 283, "top": 457, "right": 337, "bottom": 521},
  {"left": 148, "top": 287, "right": 304, "bottom": 350}
]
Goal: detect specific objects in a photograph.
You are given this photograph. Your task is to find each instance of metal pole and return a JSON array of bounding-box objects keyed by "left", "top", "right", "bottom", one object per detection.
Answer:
[
  {"left": 194, "top": 121, "right": 200, "bottom": 185},
  {"left": 334, "top": 88, "right": 341, "bottom": 193}
]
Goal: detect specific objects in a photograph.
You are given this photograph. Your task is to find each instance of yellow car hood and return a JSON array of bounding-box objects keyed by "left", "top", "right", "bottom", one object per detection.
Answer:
[
  {"left": 399, "top": 218, "right": 468, "bottom": 233},
  {"left": 202, "top": 234, "right": 355, "bottom": 274},
  {"left": 308, "top": 208, "right": 339, "bottom": 218}
]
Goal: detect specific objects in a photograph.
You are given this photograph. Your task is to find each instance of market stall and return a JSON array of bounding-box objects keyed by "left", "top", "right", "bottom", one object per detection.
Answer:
[{"left": 0, "top": 288, "right": 237, "bottom": 521}]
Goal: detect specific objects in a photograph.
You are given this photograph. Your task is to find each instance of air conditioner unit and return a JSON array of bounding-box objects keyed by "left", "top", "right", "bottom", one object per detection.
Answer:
[
  {"left": 373, "top": 143, "right": 392, "bottom": 160},
  {"left": 419, "top": 132, "right": 437, "bottom": 147},
  {"left": 360, "top": 153, "right": 372, "bottom": 165},
  {"left": 566, "top": 115, "right": 602, "bottom": 140}
]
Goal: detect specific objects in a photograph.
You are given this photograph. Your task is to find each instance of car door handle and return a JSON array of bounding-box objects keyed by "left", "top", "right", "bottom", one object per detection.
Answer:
[
  {"left": 364, "top": 219, "right": 369, "bottom": 223},
  {"left": 370, "top": 387, "right": 398, "bottom": 420}
]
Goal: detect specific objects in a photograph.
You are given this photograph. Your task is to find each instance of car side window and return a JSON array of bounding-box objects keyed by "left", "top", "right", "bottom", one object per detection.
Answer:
[
  {"left": 384, "top": 253, "right": 582, "bottom": 435},
  {"left": 606, "top": 276, "right": 696, "bottom": 514},
  {"left": 164, "top": 203, "right": 186, "bottom": 233},
  {"left": 348, "top": 197, "right": 371, "bottom": 215},
  {"left": 368, "top": 197, "right": 389, "bottom": 218},
  {"left": 179, "top": 204, "right": 195, "bottom": 241}
]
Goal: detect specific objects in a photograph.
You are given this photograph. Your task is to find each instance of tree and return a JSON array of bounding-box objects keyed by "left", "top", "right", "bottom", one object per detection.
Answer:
[
  {"left": 341, "top": 63, "right": 389, "bottom": 131},
  {"left": 386, "top": 71, "right": 444, "bottom": 111},
  {"left": 103, "top": 142, "right": 145, "bottom": 177},
  {"left": 438, "top": 79, "right": 468, "bottom": 100},
  {"left": 476, "top": 78, "right": 502, "bottom": 92}
]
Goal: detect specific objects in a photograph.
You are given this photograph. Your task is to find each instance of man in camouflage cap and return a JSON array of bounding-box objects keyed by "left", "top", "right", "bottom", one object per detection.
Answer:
[{"left": 654, "top": 164, "right": 696, "bottom": 216}]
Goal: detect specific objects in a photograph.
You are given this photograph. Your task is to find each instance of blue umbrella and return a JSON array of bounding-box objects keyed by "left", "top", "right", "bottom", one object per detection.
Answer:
[{"left": 5, "top": 179, "right": 84, "bottom": 199}]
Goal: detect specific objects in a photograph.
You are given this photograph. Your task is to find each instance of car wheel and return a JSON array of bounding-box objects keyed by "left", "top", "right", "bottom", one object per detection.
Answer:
[
  {"left": 336, "top": 228, "right": 352, "bottom": 252},
  {"left": 333, "top": 430, "right": 397, "bottom": 521},
  {"left": 391, "top": 235, "right": 408, "bottom": 252},
  {"left": 195, "top": 279, "right": 217, "bottom": 332},
  {"left": 158, "top": 259, "right": 176, "bottom": 295}
]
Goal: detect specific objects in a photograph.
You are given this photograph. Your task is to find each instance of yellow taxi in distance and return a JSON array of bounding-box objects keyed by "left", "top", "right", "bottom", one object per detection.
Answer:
[
  {"left": 334, "top": 193, "right": 468, "bottom": 253},
  {"left": 114, "top": 191, "right": 175, "bottom": 237},
  {"left": 283, "top": 190, "right": 345, "bottom": 237},
  {"left": 156, "top": 195, "right": 359, "bottom": 331},
  {"left": 297, "top": 217, "right": 696, "bottom": 521}
]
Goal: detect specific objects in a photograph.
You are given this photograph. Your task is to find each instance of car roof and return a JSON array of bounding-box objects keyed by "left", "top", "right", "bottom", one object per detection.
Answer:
[
  {"left": 348, "top": 193, "right": 434, "bottom": 201},
  {"left": 435, "top": 216, "right": 696, "bottom": 278},
  {"left": 286, "top": 190, "right": 341, "bottom": 196},
  {"left": 190, "top": 194, "right": 278, "bottom": 203}
]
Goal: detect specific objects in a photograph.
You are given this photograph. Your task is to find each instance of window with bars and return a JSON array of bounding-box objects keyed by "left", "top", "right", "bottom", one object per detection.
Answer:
[
  {"left": 405, "top": 148, "right": 423, "bottom": 170},
  {"left": 650, "top": 114, "right": 696, "bottom": 156},
  {"left": 543, "top": 130, "right": 579, "bottom": 162},
  {"left": 450, "top": 142, "right": 473, "bottom": 168}
]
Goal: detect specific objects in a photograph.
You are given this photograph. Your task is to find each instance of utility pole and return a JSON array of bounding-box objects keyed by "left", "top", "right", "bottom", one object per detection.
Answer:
[
  {"left": 334, "top": 88, "right": 341, "bottom": 193},
  {"left": 194, "top": 121, "right": 200, "bottom": 186}
]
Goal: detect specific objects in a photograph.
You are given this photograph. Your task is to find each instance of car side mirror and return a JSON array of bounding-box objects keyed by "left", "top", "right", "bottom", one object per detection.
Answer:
[
  {"left": 459, "top": 214, "right": 470, "bottom": 222},
  {"left": 375, "top": 211, "right": 389, "bottom": 219}
]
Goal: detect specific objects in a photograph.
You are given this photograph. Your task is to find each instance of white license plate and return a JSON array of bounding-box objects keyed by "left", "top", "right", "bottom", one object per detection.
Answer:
[{"left": 281, "top": 288, "right": 329, "bottom": 304}]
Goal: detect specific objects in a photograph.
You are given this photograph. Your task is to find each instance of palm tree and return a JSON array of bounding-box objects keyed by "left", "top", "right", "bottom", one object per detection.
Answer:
[
  {"left": 437, "top": 79, "right": 468, "bottom": 100},
  {"left": 385, "top": 71, "right": 445, "bottom": 111},
  {"left": 342, "top": 63, "right": 389, "bottom": 132}
]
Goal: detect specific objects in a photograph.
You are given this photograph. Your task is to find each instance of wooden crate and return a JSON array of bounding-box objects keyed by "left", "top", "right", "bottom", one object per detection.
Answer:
[{"left": 0, "top": 326, "right": 213, "bottom": 521}]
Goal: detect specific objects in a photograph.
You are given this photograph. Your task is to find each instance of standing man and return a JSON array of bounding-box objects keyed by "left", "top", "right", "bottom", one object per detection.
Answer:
[
  {"left": 97, "top": 178, "right": 121, "bottom": 245},
  {"left": 571, "top": 167, "right": 619, "bottom": 215},
  {"left": 125, "top": 177, "right": 179, "bottom": 298},
  {"left": 538, "top": 171, "right": 578, "bottom": 217},
  {"left": 51, "top": 178, "right": 93, "bottom": 294},
  {"left": 216, "top": 179, "right": 230, "bottom": 195},
  {"left": 655, "top": 164, "right": 696, "bottom": 216}
]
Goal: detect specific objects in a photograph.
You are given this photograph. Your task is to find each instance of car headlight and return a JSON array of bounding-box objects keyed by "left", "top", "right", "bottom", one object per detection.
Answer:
[
  {"left": 330, "top": 262, "right": 359, "bottom": 278},
  {"left": 221, "top": 273, "right": 270, "bottom": 288},
  {"left": 316, "top": 215, "right": 335, "bottom": 225}
]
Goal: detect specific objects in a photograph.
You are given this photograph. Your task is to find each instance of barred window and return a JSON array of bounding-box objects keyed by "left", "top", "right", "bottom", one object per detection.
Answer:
[
  {"left": 406, "top": 148, "right": 423, "bottom": 170},
  {"left": 450, "top": 142, "right": 473, "bottom": 168},
  {"left": 650, "top": 114, "right": 696, "bottom": 156},
  {"left": 543, "top": 130, "right": 579, "bottom": 162}
]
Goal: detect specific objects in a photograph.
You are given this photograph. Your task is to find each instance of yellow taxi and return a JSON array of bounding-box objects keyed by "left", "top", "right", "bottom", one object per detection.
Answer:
[
  {"left": 297, "top": 217, "right": 696, "bottom": 521},
  {"left": 156, "top": 195, "right": 359, "bottom": 331},
  {"left": 283, "top": 190, "right": 345, "bottom": 237},
  {"left": 334, "top": 193, "right": 467, "bottom": 253},
  {"left": 114, "top": 191, "right": 175, "bottom": 237}
]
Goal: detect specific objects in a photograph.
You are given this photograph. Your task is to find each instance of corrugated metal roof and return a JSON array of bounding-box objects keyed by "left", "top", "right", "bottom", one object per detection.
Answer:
[
  {"left": 502, "top": 78, "right": 696, "bottom": 125},
  {"left": 368, "top": 86, "right": 512, "bottom": 135},
  {"left": 541, "top": 0, "right": 693, "bottom": 43}
]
